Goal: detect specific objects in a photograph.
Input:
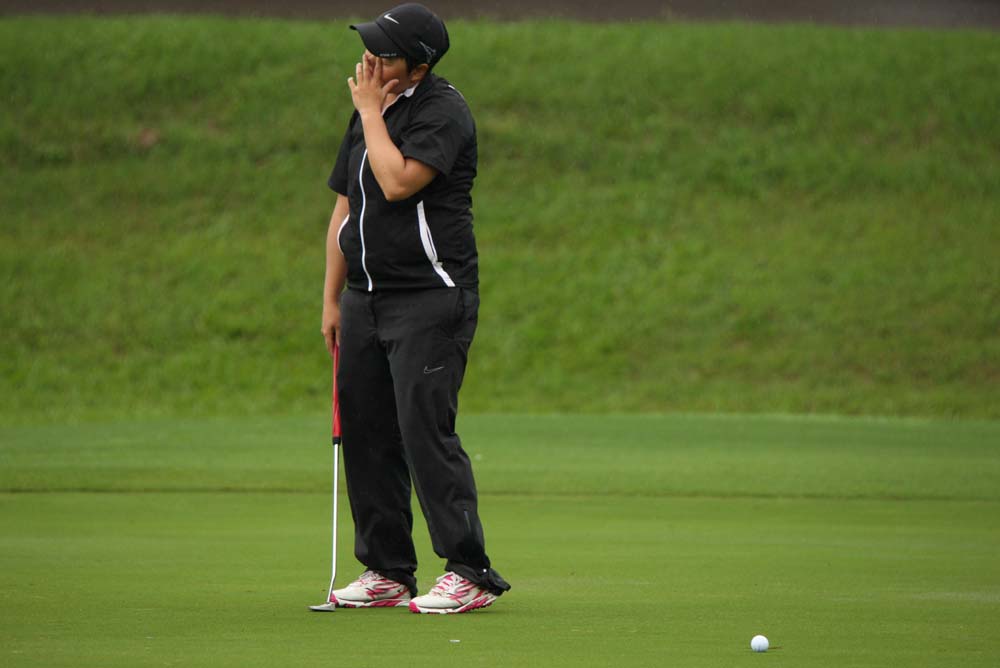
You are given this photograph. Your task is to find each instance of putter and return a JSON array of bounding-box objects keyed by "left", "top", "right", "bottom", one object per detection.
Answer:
[{"left": 310, "top": 344, "right": 342, "bottom": 612}]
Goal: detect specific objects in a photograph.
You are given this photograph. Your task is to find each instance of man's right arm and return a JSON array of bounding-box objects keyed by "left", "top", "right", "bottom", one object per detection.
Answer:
[{"left": 322, "top": 194, "right": 350, "bottom": 356}]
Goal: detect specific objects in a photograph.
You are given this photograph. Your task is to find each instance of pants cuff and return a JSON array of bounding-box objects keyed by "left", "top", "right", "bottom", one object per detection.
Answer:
[{"left": 447, "top": 563, "right": 512, "bottom": 596}]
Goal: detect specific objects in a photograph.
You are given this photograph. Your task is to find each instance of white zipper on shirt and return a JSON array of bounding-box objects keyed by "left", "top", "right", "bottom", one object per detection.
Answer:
[
  {"left": 417, "top": 201, "right": 456, "bottom": 287},
  {"left": 358, "top": 148, "right": 374, "bottom": 291}
]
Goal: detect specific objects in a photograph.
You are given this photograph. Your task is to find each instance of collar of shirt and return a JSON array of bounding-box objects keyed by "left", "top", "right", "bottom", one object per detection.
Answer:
[{"left": 382, "top": 80, "right": 420, "bottom": 115}]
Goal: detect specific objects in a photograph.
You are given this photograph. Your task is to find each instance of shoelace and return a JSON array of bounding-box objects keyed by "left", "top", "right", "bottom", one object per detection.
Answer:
[
  {"left": 351, "top": 570, "right": 404, "bottom": 597},
  {"left": 430, "top": 573, "right": 475, "bottom": 601},
  {"left": 355, "top": 570, "right": 386, "bottom": 585}
]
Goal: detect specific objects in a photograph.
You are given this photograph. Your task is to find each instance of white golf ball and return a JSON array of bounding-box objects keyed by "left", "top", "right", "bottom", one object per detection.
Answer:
[{"left": 750, "top": 635, "right": 769, "bottom": 652}]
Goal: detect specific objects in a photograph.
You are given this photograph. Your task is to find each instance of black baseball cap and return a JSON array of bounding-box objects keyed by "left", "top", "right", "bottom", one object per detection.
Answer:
[{"left": 351, "top": 3, "right": 450, "bottom": 67}]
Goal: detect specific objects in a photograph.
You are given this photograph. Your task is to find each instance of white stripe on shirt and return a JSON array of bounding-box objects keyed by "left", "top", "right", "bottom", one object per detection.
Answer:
[{"left": 417, "top": 201, "right": 456, "bottom": 287}]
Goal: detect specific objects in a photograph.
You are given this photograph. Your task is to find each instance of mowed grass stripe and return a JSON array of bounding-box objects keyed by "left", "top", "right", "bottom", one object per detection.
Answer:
[
  {"left": 2, "top": 414, "right": 998, "bottom": 501},
  {"left": 4, "top": 488, "right": 998, "bottom": 503}
]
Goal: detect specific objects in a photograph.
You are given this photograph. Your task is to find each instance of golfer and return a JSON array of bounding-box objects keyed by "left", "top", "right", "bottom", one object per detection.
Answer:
[{"left": 319, "top": 3, "right": 510, "bottom": 614}]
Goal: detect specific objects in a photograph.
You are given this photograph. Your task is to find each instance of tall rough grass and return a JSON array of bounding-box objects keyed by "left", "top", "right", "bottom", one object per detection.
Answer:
[{"left": 2, "top": 17, "right": 998, "bottom": 420}]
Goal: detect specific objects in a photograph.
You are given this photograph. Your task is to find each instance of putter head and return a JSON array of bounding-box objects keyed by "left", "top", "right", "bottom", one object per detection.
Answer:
[{"left": 309, "top": 601, "right": 337, "bottom": 612}]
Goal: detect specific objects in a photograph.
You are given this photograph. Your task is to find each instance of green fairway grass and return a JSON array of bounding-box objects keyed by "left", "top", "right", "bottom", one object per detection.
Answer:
[
  {"left": 2, "top": 414, "right": 999, "bottom": 666},
  {"left": 2, "top": 413, "right": 1000, "bottom": 500},
  {"left": 2, "top": 17, "right": 999, "bottom": 421}
]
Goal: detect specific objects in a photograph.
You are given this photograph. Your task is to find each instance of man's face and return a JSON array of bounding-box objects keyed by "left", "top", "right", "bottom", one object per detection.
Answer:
[{"left": 363, "top": 50, "right": 426, "bottom": 94}]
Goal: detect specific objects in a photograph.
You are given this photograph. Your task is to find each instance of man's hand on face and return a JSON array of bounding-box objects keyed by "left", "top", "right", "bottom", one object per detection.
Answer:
[{"left": 348, "top": 54, "right": 399, "bottom": 115}]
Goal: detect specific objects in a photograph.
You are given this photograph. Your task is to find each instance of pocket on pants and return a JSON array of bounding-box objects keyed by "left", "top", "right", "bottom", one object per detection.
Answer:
[{"left": 453, "top": 289, "right": 478, "bottom": 344}]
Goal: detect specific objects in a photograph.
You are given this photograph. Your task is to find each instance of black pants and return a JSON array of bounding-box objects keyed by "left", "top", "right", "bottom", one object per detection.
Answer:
[{"left": 337, "top": 287, "right": 508, "bottom": 596}]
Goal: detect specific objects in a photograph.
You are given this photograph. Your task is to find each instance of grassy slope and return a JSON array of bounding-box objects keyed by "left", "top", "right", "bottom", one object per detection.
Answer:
[
  {"left": 2, "top": 17, "right": 999, "bottom": 421},
  {"left": 2, "top": 414, "right": 999, "bottom": 667}
]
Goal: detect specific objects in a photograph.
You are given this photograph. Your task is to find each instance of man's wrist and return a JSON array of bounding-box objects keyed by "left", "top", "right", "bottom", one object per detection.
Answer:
[
  {"left": 324, "top": 288, "right": 344, "bottom": 306},
  {"left": 358, "top": 108, "right": 382, "bottom": 123}
]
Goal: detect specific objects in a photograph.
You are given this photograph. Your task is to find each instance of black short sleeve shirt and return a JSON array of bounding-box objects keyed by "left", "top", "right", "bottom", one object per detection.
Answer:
[{"left": 329, "top": 73, "right": 478, "bottom": 291}]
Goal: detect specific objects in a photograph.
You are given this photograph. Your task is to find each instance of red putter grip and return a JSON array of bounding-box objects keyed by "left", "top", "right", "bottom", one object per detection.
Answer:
[{"left": 332, "top": 344, "right": 342, "bottom": 445}]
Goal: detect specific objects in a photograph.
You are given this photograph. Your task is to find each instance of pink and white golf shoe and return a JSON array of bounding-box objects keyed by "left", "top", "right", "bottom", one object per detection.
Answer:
[
  {"left": 330, "top": 570, "right": 411, "bottom": 608},
  {"left": 408, "top": 572, "right": 497, "bottom": 614}
]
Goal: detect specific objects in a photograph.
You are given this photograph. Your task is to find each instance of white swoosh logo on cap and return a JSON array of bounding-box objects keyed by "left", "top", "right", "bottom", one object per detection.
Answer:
[{"left": 383, "top": 13, "right": 400, "bottom": 24}]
